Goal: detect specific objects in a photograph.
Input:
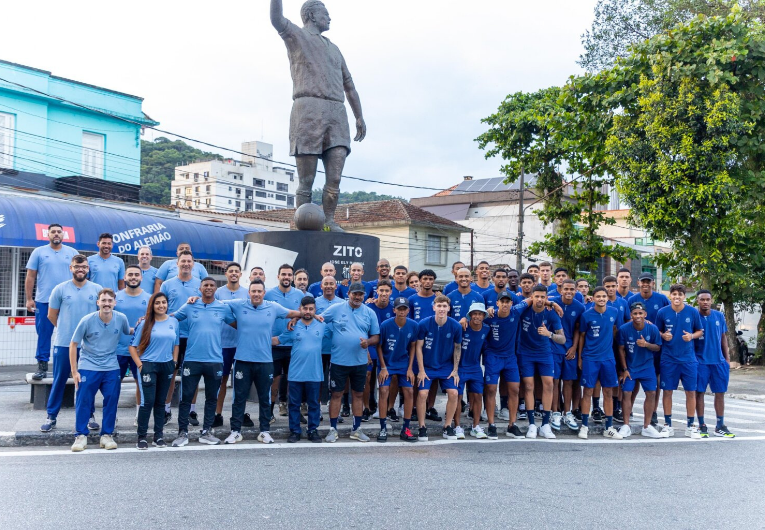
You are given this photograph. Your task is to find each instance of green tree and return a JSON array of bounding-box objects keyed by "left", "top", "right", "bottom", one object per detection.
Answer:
[
  {"left": 603, "top": 9, "right": 765, "bottom": 356},
  {"left": 476, "top": 87, "right": 634, "bottom": 275},
  {"left": 580, "top": 0, "right": 765, "bottom": 71},
  {"left": 140, "top": 137, "right": 222, "bottom": 204},
  {"left": 310, "top": 189, "right": 405, "bottom": 204}
]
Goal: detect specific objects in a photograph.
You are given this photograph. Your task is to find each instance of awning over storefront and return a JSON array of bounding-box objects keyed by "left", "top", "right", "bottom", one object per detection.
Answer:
[{"left": 0, "top": 195, "right": 263, "bottom": 260}]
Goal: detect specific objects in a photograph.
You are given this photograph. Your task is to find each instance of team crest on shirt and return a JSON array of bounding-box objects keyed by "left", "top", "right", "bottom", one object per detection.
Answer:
[
  {"left": 654, "top": 304, "right": 659, "bottom": 309},
  {"left": 93, "top": 331, "right": 100, "bottom": 337},
  {"left": 88, "top": 295, "right": 94, "bottom": 300},
  {"left": 609, "top": 317, "right": 614, "bottom": 322},
  {"left": 243, "top": 310, "right": 248, "bottom": 315},
  {"left": 141, "top": 300, "right": 147, "bottom": 306},
  {"left": 446, "top": 333, "right": 452, "bottom": 338},
  {"left": 235, "top": 371, "right": 244, "bottom": 380},
  {"left": 716, "top": 321, "right": 720, "bottom": 326},
  {"left": 183, "top": 367, "right": 190, "bottom": 376},
  {"left": 571, "top": 312, "right": 577, "bottom": 317},
  {"left": 685, "top": 318, "right": 691, "bottom": 323},
  {"left": 113, "top": 329, "right": 118, "bottom": 334}
]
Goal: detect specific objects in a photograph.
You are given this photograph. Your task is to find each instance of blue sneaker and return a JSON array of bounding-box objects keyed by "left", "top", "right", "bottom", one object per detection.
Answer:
[
  {"left": 40, "top": 417, "right": 56, "bottom": 432},
  {"left": 88, "top": 415, "right": 100, "bottom": 431}
]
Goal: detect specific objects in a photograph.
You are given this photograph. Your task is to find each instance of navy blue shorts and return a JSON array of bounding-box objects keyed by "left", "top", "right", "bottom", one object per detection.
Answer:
[
  {"left": 418, "top": 372, "right": 458, "bottom": 391},
  {"left": 553, "top": 354, "right": 578, "bottom": 381},
  {"left": 118, "top": 355, "right": 138, "bottom": 381},
  {"left": 660, "top": 361, "right": 698, "bottom": 392},
  {"left": 222, "top": 347, "right": 236, "bottom": 377},
  {"left": 483, "top": 354, "right": 520, "bottom": 385},
  {"left": 458, "top": 368, "right": 484, "bottom": 395},
  {"left": 379, "top": 368, "right": 412, "bottom": 388},
  {"left": 696, "top": 362, "right": 728, "bottom": 393},
  {"left": 518, "top": 355, "right": 554, "bottom": 379},
  {"left": 580, "top": 358, "right": 618, "bottom": 389},
  {"left": 622, "top": 366, "right": 657, "bottom": 393}
]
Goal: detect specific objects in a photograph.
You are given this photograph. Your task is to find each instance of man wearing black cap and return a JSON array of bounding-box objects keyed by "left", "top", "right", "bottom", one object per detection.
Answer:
[
  {"left": 377, "top": 296, "right": 419, "bottom": 442},
  {"left": 321, "top": 281, "right": 380, "bottom": 442},
  {"left": 629, "top": 272, "right": 670, "bottom": 426}
]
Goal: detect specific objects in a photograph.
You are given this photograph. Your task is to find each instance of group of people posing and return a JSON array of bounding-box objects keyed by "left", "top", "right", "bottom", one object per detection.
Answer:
[{"left": 24, "top": 224, "right": 735, "bottom": 451}]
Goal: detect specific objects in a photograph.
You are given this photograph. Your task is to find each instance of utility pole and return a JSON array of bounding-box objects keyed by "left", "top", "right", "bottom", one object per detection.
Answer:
[
  {"left": 470, "top": 230, "right": 475, "bottom": 271},
  {"left": 516, "top": 166, "right": 525, "bottom": 272}
]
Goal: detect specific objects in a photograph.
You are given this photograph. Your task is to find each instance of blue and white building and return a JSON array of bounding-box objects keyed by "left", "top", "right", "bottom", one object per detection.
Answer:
[{"left": 0, "top": 59, "right": 158, "bottom": 199}]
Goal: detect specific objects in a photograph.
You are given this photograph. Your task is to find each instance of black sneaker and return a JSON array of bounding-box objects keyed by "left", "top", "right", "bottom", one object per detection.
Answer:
[
  {"left": 426, "top": 408, "right": 442, "bottom": 422},
  {"left": 388, "top": 408, "right": 399, "bottom": 422},
  {"left": 461, "top": 400, "right": 467, "bottom": 413},
  {"left": 468, "top": 410, "right": 474, "bottom": 419},
  {"left": 699, "top": 424, "right": 709, "bottom": 438},
  {"left": 341, "top": 405, "right": 351, "bottom": 418},
  {"left": 164, "top": 410, "right": 172, "bottom": 426},
  {"left": 307, "top": 430, "right": 322, "bottom": 443},
  {"left": 573, "top": 408, "right": 582, "bottom": 421},
  {"left": 243, "top": 413, "right": 254, "bottom": 428},
  {"left": 152, "top": 438, "right": 167, "bottom": 448},
  {"left": 189, "top": 411, "right": 200, "bottom": 426},
  {"left": 487, "top": 424, "right": 498, "bottom": 440},
  {"left": 714, "top": 425, "right": 735, "bottom": 438},
  {"left": 417, "top": 426, "right": 428, "bottom": 441},
  {"left": 411, "top": 409, "right": 418, "bottom": 421},
  {"left": 443, "top": 426, "right": 457, "bottom": 440},
  {"left": 650, "top": 412, "right": 658, "bottom": 426},
  {"left": 400, "top": 427, "right": 417, "bottom": 442},
  {"left": 212, "top": 414, "right": 224, "bottom": 428},
  {"left": 506, "top": 424, "right": 523, "bottom": 438},
  {"left": 361, "top": 408, "right": 371, "bottom": 422},
  {"left": 32, "top": 361, "right": 48, "bottom": 381},
  {"left": 592, "top": 408, "right": 604, "bottom": 424},
  {"left": 377, "top": 428, "right": 388, "bottom": 442},
  {"left": 287, "top": 432, "right": 300, "bottom": 443},
  {"left": 137, "top": 438, "right": 149, "bottom": 450},
  {"left": 614, "top": 409, "right": 624, "bottom": 423}
]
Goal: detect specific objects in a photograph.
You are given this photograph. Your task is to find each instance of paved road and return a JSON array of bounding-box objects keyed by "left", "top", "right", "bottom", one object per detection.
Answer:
[{"left": 1, "top": 435, "right": 763, "bottom": 529}]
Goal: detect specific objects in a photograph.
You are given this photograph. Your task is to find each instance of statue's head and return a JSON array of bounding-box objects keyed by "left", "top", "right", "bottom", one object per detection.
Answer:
[{"left": 301, "top": 0, "right": 330, "bottom": 32}]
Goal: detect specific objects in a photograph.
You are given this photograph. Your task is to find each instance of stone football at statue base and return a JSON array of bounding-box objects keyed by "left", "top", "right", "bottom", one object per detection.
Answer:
[{"left": 294, "top": 203, "right": 326, "bottom": 231}]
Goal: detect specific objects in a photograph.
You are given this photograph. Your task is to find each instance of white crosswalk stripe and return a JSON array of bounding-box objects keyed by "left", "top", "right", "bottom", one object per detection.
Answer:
[{"left": 629, "top": 394, "right": 765, "bottom": 434}]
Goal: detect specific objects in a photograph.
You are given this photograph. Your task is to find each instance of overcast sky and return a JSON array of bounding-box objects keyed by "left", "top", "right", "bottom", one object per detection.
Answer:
[{"left": 4, "top": 0, "right": 597, "bottom": 199}]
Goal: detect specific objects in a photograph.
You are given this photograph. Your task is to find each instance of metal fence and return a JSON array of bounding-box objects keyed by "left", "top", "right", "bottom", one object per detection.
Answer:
[{"left": 0, "top": 246, "right": 226, "bottom": 366}]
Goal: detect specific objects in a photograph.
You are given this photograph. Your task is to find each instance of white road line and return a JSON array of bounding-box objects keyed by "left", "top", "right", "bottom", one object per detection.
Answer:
[{"left": 0, "top": 434, "right": 763, "bottom": 459}]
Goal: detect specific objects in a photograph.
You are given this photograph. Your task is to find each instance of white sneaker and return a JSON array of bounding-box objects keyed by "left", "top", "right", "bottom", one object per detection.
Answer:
[
  {"left": 641, "top": 425, "right": 664, "bottom": 439},
  {"left": 198, "top": 431, "right": 221, "bottom": 445},
  {"left": 499, "top": 408, "right": 510, "bottom": 421},
  {"left": 564, "top": 412, "right": 579, "bottom": 430},
  {"left": 539, "top": 424, "right": 556, "bottom": 439},
  {"left": 661, "top": 424, "right": 675, "bottom": 437},
  {"left": 372, "top": 409, "right": 380, "bottom": 419},
  {"left": 99, "top": 434, "right": 118, "bottom": 450},
  {"left": 480, "top": 409, "right": 488, "bottom": 422},
  {"left": 470, "top": 425, "right": 488, "bottom": 439},
  {"left": 397, "top": 405, "right": 404, "bottom": 418},
  {"left": 685, "top": 426, "right": 701, "bottom": 439},
  {"left": 257, "top": 431, "right": 274, "bottom": 444},
  {"left": 325, "top": 427, "right": 338, "bottom": 443},
  {"left": 454, "top": 426, "right": 465, "bottom": 439},
  {"left": 618, "top": 424, "right": 632, "bottom": 438},
  {"left": 71, "top": 434, "right": 87, "bottom": 452},
  {"left": 526, "top": 424, "right": 538, "bottom": 439},
  {"left": 224, "top": 431, "right": 243, "bottom": 444},
  {"left": 350, "top": 428, "right": 370, "bottom": 442},
  {"left": 603, "top": 426, "right": 623, "bottom": 440},
  {"left": 578, "top": 425, "right": 589, "bottom": 439},
  {"left": 551, "top": 412, "right": 562, "bottom": 431}
]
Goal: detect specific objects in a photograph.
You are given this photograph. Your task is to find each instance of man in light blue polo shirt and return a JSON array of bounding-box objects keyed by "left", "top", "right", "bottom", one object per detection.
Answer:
[
  {"left": 274, "top": 295, "right": 328, "bottom": 443},
  {"left": 265, "top": 264, "right": 305, "bottom": 418},
  {"left": 222, "top": 279, "right": 301, "bottom": 445},
  {"left": 69, "top": 288, "right": 132, "bottom": 452},
  {"left": 172, "top": 278, "right": 235, "bottom": 447},
  {"left": 41, "top": 254, "right": 102, "bottom": 433},
  {"left": 153, "top": 242, "right": 209, "bottom": 292},
  {"left": 87, "top": 233, "right": 125, "bottom": 292},
  {"left": 25, "top": 223, "right": 78, "bottom": 380},
  {"left": 315, "top": 275, "right": 343, "bottom": 405},
  {"left": 115, "top": 265, "right": 151, "bottom": 425},
  {"left": 160, "top": 250, "right": 202, "bottom": 423},
  {"left": 322, "top": 282, "right": 380, "bottom": 443},
  {"left": 137, "top": 246, "right": 158, "bottom": 294},
  {"left": 212, "top": 262, "right": 249, "bottom": 429}
]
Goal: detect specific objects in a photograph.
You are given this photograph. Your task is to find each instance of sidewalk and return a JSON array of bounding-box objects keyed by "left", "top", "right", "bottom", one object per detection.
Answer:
[{"left": 0, "top": 364, "right": 762, "bottom": 447}]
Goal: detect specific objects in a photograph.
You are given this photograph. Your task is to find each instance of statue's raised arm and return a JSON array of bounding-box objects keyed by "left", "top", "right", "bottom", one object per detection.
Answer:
[{"left": 270, "top": 0, "right": 288, "bottom": 33}]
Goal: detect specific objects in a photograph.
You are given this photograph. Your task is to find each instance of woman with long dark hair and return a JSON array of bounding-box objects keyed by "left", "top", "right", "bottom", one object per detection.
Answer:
[{"left": 129, "top": 292, "right": 179, "bottom": 450}]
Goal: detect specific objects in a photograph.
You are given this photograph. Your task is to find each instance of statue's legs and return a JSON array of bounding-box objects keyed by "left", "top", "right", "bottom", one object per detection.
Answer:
[
  {"left": 295, "top": 155, "right": 319, "bottom": 208},
  {"left": 321, "top": 147, "right": 348, "bottom": 233}
]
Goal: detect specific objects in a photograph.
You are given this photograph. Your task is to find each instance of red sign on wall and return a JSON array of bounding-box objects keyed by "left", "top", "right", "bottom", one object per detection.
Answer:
[
  {"left": 35, "top": 224, "right": 76, "bottom": 243},
  {"left": 8, "top": 317, "right": 35, "bottom": 327}
]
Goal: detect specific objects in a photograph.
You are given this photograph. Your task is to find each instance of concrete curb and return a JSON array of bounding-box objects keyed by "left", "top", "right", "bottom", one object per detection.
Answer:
[{"left": 0, "top": 422, "right": 643, "bottom": 447}]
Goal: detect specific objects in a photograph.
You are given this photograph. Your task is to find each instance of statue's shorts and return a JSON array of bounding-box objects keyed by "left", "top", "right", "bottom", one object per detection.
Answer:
[{"left": 290, "top": 97, "right": 351, "bottom": 157}]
